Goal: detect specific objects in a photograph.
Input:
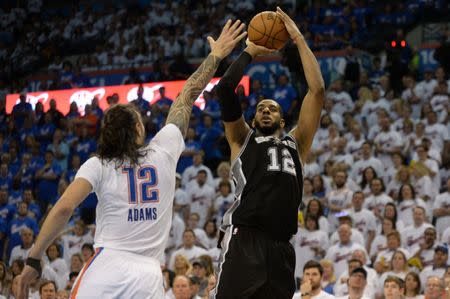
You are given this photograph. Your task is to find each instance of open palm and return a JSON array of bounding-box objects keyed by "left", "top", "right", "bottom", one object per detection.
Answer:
[{"left": 208, "top": 20, "right": 247, "bottom": 59}]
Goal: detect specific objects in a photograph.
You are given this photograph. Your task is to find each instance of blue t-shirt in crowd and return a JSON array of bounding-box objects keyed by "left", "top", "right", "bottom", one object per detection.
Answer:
[
  {"left": 0, "top": 217, "right": 6, "bottom": 255},
  {"left": 36, "top": 163, "right": 62, "bottom": 204},
  {"left": 12, "top": 102, "right": 32, "bottom": 128},
  {"left": 0, "top": 203, "right": 16, "bottom": 224},
  {"left": 204, "top": 99, "right": 221, "bottom": 119},
  {"left": 74, "top": 139, "right": 96, "bottom": 163},
  {"left": 272, "top": 85, "right": 298, "bottom": 114},
  {"left": 177, "top": 140, "right": 202, "bottom": 174},
  {"left": 7, "top": 216, "right": 39, "bottom": 257},
  {"left": 200, "top": 126, "right": 223, "bottom": 161},
  {"left": 8, "top": 189, "right": 22, "bottom": 206},
  {"left": 0, "top": 173, "right": 12, "bottom": 191}
]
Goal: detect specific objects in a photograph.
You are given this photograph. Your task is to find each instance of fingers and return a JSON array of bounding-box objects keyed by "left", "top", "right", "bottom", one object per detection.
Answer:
[
  {"left": 234, "top": 31, "right": 247, "bottom": 43},
  {"left": 276, "top": 6, "right": 289, "bottom": 22},
  {"left": 221, "top": 19, "right": 232, "bottom": 33},
  {"left": 231, "top": 23, "right": 246, "bottom": 39},
  {"left": 207, "top": 36, "right": 215, "bottom": 47},
  {"left": 229, "top": 19, "right": 242, "bottom": 32}
]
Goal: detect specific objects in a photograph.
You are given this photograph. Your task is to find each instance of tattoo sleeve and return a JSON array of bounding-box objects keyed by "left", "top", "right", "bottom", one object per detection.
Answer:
[{"left": 166, "top": 54, "right": 221, "bottom": 137}]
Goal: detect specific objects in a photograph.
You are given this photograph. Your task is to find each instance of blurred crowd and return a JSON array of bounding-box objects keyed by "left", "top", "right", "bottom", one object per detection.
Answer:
[{"left": 1, "top": 0, "right": 449, "bottom": 93}]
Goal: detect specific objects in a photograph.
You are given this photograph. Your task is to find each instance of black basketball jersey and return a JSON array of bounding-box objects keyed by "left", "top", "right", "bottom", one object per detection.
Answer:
[{"left": 222, "top": 130, "right": 303, "bottom": 242}]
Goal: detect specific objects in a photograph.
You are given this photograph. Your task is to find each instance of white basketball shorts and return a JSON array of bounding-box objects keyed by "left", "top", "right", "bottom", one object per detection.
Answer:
[{"left": 70, "top": 247, "right": 164, "bottom": 298}]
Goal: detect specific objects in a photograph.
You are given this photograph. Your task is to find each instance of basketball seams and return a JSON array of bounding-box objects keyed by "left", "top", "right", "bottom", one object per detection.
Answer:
[
  {"left": 264, "top": 13, "right": 277, "bottom": 48},
  {"left": 248, "top": 24, "right": 286, "bottom": 42},
  {"left": 248, "top": 11, "right": 289, "bottom": 49}
]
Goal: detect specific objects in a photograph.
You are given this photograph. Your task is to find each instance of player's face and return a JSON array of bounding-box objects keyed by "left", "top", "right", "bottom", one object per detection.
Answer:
[
  {"left": 253, "top": 100, "right": 284, "bottom": 136},
  {"left": 384, "top": 281, "right": 403, "bottom": 299}
]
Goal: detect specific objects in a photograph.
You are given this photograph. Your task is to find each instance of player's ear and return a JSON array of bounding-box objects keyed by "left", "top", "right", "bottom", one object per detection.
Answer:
[
  {"left": 251, "top": 118, "right": 256, "bottom": 128},
  {"left": 280, "top": 118, "right": 285, "bottom": 129}
]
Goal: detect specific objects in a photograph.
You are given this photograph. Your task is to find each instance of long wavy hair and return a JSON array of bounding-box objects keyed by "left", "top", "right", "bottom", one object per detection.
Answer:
[{"left": 97, "top": 104, "right": 146, "bottom": 168}]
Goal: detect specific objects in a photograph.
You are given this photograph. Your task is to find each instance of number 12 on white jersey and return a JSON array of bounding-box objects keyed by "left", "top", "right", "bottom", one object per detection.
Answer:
[{"left": 122, "top": 166, "right": 159, "bottom": 204}]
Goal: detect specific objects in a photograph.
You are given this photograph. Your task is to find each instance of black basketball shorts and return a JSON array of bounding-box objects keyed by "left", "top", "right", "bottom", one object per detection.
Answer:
[{"left": 211, "top": 225, "right": 296, "bottom": 299}]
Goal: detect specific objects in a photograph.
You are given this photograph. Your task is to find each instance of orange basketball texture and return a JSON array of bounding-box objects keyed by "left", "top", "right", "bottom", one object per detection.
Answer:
[{"left": 248, "top": 11, "right": 290, "bottom": 50}]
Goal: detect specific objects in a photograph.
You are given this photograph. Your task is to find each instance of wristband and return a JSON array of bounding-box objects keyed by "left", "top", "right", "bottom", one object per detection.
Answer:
[{"left": 26, "top": 257, "right": 42, "bottom": 277}]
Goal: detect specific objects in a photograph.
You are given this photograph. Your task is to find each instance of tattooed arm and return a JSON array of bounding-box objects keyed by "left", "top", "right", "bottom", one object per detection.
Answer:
[{"left": 166, "top": 20, "right": 247, "bottom": 137}]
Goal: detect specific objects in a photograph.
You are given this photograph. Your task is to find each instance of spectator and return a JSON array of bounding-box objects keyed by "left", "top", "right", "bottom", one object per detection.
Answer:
[
  {"left": 335, "top": 267, "right": 369, "bottom": 299},
  {"left": 9, "top": 227, "right": 34, "bottom": 266},
  {"left": 411, "top": 227, "right": 437, "bottom": 269},
  {"left": 327, "top": 79, "right": 354, "bottom": 116},
  {"left": 46, "top": 99, "right": 64, "bottom": 129},
  {"left": 293, "top": 260, "right": 335, "bottom": 299},
  {"left": 325, "top": 224, "right": 366, "bottom": 277},
  {"left": 171, "top": 275, "right": 192, "bottom": 299},
  {"left": 294, "top": 214, "right": 329, "bottom": 281},
  {"left": 423, "top": 276, "right": 444, "bottom": 299},
  {"left": 47, "top": 129, "right": 69, "bottom": 171},
  {"left": 45, "top": 243, "right": 68, "bottom": 280},
  {"left": 397, "top": 184, "right": 427, "bottom": 228},
  {"left": 419, "top": 245, "right": 448, "bottom": 287},
  {"left": 370, "top": 218, "right": 395, "bottom": 261},
  {"left": 377, "top": 250, "right": 410, "bottom": 296},
  {"left": 11, "top": 94, "right": 33, "bottom": 129},
  {"left": 347, "top": 191, "right": 377, "bottom": 252},
  {"left": 39, "top": 280, "right": 57, "bottom": 299},
  {"left": 326, "top": 170, "right": 353, "bottom": 230},
  {"left": 401, "top": 206, "right": 433, "bottom": 254},
  {"left": 272, "top": 74, "right": 298, "bottom": 118},
  {"left": 181, "top": 152, "right": 214, "bottom": 188},
  {"left": 6, "top": 201, "right": 39, "bottom": 258},
  {"left": 383, "top": 276, "right": 405, "bottom": 299},
  {"left": 350, "top": 142, "right": 384, "bottom": 184},
  {"left": 404, "top": 272, "right": 423, "bottom": 299},
  {"left": 35, "top": 150, "right": 62, "bottom": 206},
  {"left": 433, "top": 178, "right": 450, "bottom": 237},
  {"left": 320, "top": 260, "right": 337, "bottom": 295},
  {"left": 168, "top": 230, "right": 207, "bottom": 271},
  {"left": 186, "top": 171, "right": 215, "bottom": 228}
]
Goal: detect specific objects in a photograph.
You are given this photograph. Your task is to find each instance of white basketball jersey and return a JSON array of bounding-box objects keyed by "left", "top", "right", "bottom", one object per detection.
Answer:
[{"left": 75, "top": 124, "right": 184, "bottom": 262}]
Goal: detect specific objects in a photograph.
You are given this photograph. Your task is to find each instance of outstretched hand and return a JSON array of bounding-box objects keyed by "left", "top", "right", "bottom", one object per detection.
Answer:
[
  {"left": 276, "top": 6, "right": 302, "bottom": 41},
  {"left": 244, "top": 39, "right": 276, "bottom": 58},
  {"left": 208, "top": 20, "right": 247, "bottom": 59}
]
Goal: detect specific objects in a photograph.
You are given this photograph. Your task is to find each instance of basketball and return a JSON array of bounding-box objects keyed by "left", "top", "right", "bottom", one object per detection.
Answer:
[{"left": 248, "top": 11, "right": 290, "bottom": 50}]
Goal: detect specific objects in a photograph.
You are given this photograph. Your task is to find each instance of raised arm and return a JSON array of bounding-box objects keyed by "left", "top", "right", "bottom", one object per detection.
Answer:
[
  {"left": 166, "top": 20, "right": 247, "bottom": 138},
  {"left": 215, "top": 39, "right": 275, "bottom": 160},
  {"left": 277, "top": 7, "right": 325, "bottom": 162}
]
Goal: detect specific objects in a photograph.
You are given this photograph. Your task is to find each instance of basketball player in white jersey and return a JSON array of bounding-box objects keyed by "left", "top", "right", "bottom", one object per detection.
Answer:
[{"left": 17, "top": 20, "right": 247, "bottom": 299}]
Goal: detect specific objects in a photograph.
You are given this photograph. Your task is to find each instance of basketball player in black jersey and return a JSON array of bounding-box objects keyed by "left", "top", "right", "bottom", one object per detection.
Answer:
[{"left": 211, "top": 7, "right": 325, "bottom": 299}]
